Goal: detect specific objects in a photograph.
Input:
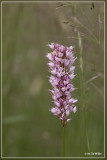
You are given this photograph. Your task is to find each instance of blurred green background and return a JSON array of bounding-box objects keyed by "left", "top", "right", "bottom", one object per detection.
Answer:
[{"left": 2, "top": 2, "right": 104, "bottom": 157}]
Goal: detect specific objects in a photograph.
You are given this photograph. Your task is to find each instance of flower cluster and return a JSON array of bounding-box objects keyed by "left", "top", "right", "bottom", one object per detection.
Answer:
[{"left": 46, "top": 43, "right": 78, "bottom": 127}]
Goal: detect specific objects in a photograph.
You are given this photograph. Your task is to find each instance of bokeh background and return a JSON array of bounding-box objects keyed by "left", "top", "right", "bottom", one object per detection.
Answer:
[{"left": 2, "top": 2, "right": 104, "bottom": 157}]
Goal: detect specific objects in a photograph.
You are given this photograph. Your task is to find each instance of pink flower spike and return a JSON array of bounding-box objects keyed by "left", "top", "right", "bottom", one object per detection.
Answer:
[{"left": 46, "top": 43, "right": 78, "bottom": 127}]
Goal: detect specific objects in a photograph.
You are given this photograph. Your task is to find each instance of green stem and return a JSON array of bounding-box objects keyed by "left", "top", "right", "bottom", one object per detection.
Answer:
[
  {"left": 84, "top": 109, "right": 90, "bottom": 152},
  {"left": 63, "top": 127, "right": 65, "bottom": 157}
]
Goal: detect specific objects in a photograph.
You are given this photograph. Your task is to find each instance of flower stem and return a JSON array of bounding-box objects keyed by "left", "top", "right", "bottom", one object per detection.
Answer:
[{"left": 63, "top": 127, "right": 65, "bottom": 157}]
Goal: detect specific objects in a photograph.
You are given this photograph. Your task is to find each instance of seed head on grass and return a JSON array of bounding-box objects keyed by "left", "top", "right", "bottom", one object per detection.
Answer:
[{"left": 46, "top": 43, "right": 78, "bottom": 127}]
